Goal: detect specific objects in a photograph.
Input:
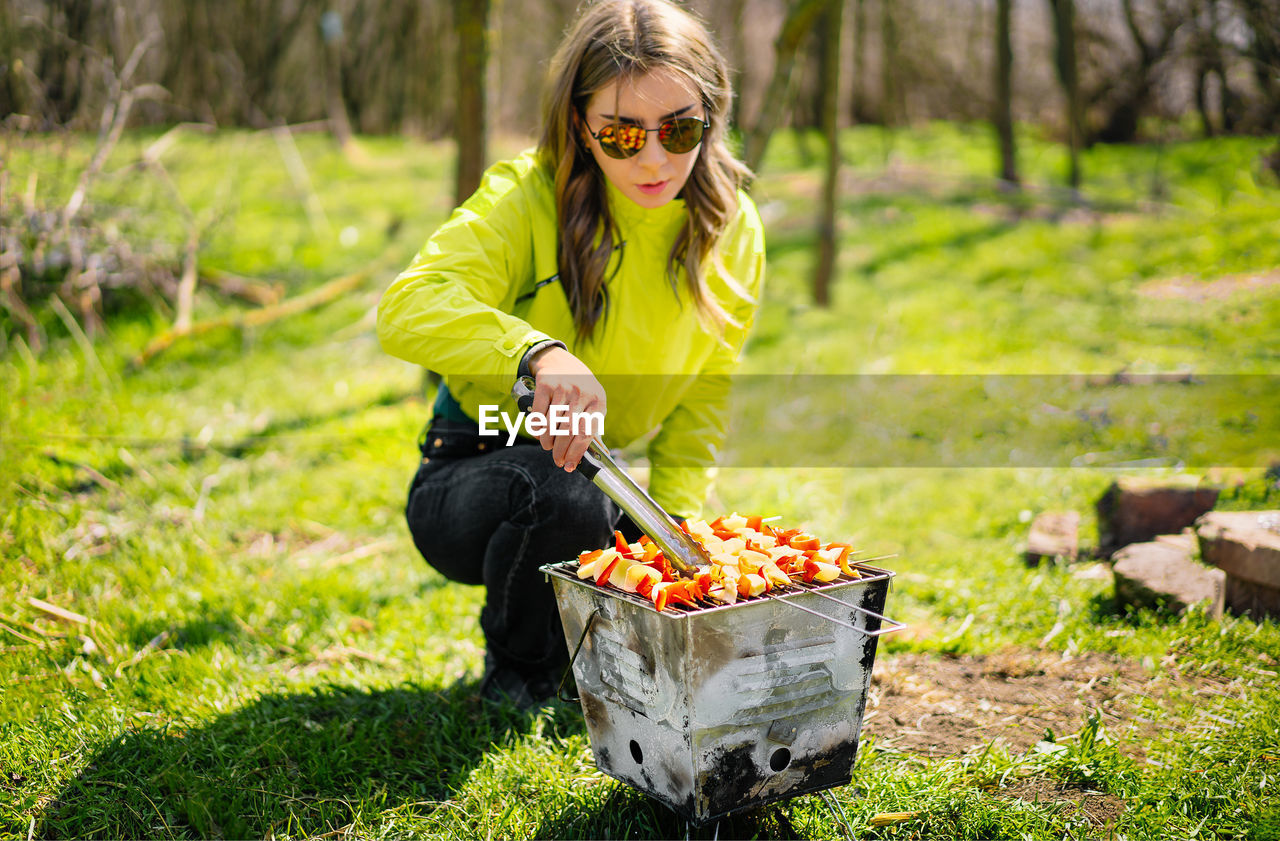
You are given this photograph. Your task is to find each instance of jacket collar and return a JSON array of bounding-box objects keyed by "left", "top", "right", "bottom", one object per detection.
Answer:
[{"left": 604, "top": 177, "right": 688, "bottom": 233}]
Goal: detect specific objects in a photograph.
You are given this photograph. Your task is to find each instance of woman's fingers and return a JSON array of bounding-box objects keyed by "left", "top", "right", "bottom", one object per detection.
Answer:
[
  {"left": 560, "top": 426, "right": 596, "bottom": 472},
  {"left": 526, "top": 347, "right": 607, "bottom": 471},
  {"left": 546, "top": 392, "right": 602, "bottom": 470}
]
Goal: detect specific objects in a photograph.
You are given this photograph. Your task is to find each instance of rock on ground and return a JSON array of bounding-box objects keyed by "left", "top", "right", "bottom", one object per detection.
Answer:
[
  {"left": 1112, "top": 540, "right": 1225, "bottom": 618},
  {"left": 1025, "top": 511, "right": 1081, "bottom": 565},
  {"left": 1096, "top": 476, "right": 1219, "bottom": 556},
  {"left": 1197, "top": 510, "right": 1280, "bottom": 620}
]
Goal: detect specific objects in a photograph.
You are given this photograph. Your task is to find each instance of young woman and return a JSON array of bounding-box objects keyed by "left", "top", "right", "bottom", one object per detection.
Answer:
[{"left": 377, "top": 0, "right": 765, "bottom": 709}]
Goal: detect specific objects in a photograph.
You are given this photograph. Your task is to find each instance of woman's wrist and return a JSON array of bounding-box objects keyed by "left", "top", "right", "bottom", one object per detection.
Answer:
[{"left": 518, "top": 339, "right": 566, "bottom": 381}]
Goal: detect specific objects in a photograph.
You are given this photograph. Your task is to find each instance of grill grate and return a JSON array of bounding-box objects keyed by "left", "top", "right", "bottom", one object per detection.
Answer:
[{"left": 541, "top": 560, "right": 893, "bottom": 618}]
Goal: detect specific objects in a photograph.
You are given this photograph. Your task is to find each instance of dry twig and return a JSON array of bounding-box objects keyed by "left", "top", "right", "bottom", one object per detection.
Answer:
[
  {"left": 27, "top": 597, "right": 90, "bottom": 625},
  {"left": 200, "top": 267, "right": 283, "bottom": 306},
  {"left": 0, "top": 621, "right": 43, "bottom": 647},
  {"left": 63, "top": 33, "right": 164, "bottom": 226},
  {"left": 272, "top": 122, "right": 332, "bottom": 238},
  {"left": 131, "top": 243, "right": 404, "bottom": 367},
  {"left": 114, "top": 630, "right": 173, "bottom": 677}
]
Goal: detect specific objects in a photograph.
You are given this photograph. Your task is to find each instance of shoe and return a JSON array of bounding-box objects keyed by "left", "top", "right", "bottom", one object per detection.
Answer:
[{"left": 478, "top": 655, "right": 564, "bottom": 712}]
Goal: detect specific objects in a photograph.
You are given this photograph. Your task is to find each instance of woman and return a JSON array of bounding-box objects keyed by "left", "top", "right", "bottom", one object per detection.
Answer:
[{"left": 377, "top": 0, "right": 765, "bottom": 709}]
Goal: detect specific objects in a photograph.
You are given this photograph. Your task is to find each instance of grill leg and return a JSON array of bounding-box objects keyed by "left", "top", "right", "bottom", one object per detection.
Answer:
[
  {"left": 820, "top": 790, "right": 858, "bottom": 841},
  {"left": 681, "top": 818, "right": 720, "bottom": 840}
]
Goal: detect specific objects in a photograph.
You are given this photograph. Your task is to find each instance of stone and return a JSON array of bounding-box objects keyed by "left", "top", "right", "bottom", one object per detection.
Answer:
[
  {"left": 1096, "top": 476, "right": 1219, "bottom": 556},
  {"left": 1112, "top": 540, "right": 1225, "bottom": 618},
  {"left": 1155, "top": 529, "right": 1198, "bottom": 552},
  {"left": 1196, "top": 510, "right": 1280, "bottom": 620},
  {"left": 1025, "top": 511, "right": 1081, "bottom": 565}
]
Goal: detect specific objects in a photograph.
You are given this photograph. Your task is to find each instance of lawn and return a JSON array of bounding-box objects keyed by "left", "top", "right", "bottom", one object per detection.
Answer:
[{"left": 2, "top": 123, "right": 1279, "bottom": 839}]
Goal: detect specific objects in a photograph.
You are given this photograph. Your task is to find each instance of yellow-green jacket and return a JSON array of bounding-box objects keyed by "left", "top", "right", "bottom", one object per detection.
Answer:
[{"left": 377, "top": 150, "right": 765, "bottom": 517}]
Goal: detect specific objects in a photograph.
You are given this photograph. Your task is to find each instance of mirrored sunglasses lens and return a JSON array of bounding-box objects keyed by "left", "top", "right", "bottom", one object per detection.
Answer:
[
  {"left": 659, "top": 118, "right": 705, "bottom": 153},
  {"left": 600, "top": 124, "right": 646, "bottom": 159}
]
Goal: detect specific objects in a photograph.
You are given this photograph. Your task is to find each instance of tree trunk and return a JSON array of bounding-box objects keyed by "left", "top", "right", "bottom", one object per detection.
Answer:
[
  {"left": 849, "top": 0, "right": 872, "bottom": 124},
  {"left": 1194, "top": 64, "right": 1215, "bottom": 138},
  {"left": 1093, "top": 0, "right": 1190, "bottom": 144},
  {"left": 321, "top": 11, "right": 355, "bottom": 150},
  {"left": 1190, "top": 0, "right": 1217, "bottom": 137},
  {"left": 814, "top": 0, "right": 843, "bottom": 308},
  {"left": 1049, "top": 0, "right": 1082, "bottom": 190},
  {"left": 994, "top": 0, "right": 1019, "bottom": 186},
  {"left": 1214, "top": 65, "right": 1237, "bottom": 133},
  {"left": 742, "top": 0, "right": 827, "bottom": 172},
  {"left": 881, "top": 0, "right": 901, "bottom": 127},
  {"left": 727, "top": 0, "right": 750, "bottom": 129},
  {"left": 1236, "top": 0, "right": 1280, "bottom": 132},
  {"left": 454, "top": 0, "right": 491, "bottom": 207}
]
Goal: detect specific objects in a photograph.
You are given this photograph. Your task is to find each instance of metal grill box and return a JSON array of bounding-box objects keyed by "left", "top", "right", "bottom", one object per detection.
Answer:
[{"left": 542, "top": 563, "right": 894, "bottom": 825}]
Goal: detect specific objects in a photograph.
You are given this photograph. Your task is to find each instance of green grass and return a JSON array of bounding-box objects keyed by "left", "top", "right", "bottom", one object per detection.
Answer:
[{"left": 3, "top": 123, "right": 1279, "bottom": 838}]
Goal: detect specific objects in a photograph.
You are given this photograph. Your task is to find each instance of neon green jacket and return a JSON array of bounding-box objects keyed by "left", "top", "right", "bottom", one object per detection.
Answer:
[{"left": 377, "top": 150, "right": 765, "bottom": 517}]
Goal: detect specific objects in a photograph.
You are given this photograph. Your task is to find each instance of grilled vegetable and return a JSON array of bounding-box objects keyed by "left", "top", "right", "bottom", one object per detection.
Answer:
[{"left": 574, "top": 514, "right": 865, "bottom": 611}]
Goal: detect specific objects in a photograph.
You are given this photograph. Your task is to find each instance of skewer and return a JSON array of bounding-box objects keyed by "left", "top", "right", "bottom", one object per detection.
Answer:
[
  {"left": 765, "top": 576, "right": 906, "bottom": 637},
  {"left": 758, "top": 592, "right": 870, "bottom": 633}
]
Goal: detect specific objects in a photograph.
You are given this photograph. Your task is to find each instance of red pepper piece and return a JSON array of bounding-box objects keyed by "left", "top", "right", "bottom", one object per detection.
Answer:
[
  {"left": 653, "top": 587, "right": 670, "bottom": 612},
  {"left": 790, "top": 534, "right": 820, "bottom": 551},
  {"left": 596, "top": 557, "right": 620, "bottom": 586},
  {"left": 773, "top": 528, "right": 800, "bottom": 545},
  {"left": 669, "top": 581, "right": 700, "bottom": 608},
  {"left": 746, "top": 515, "right": 763, "bottom": 531},
  {"left": 827, "top": 542, "right": 853, "bottom": 572}
]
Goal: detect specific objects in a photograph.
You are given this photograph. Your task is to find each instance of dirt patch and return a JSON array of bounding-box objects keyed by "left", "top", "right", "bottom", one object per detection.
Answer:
[
  {"left": 998, "top": 778, "right": 1126, "bottom": 828},
  {"left": 862, "top": 650, "right": 1168, "bottom": 758},
  {"left": 1137, "top": 270, "right": 1280, "bottom": 302}
]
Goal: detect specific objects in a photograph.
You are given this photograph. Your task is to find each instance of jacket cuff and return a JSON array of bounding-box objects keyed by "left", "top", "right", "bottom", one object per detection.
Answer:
[{"left": 516, "top": 339, "right": 567, "bottom": 382}]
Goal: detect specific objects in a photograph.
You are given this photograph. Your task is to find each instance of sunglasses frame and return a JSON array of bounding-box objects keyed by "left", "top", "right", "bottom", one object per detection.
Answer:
[{"left": 583, "top": 115, "right": 711, "bottom": 160}]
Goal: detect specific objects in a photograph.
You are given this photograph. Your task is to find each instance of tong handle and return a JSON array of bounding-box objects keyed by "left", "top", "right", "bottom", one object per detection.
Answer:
[
  {"left": 512, "top": 374, "right": 537, "bottom": 413},
  {"left": 511, "top": 375, "right": 704, "bottom": 577},
  {"left": 512, "top": 375, "right": 601, "bottom": 479}
]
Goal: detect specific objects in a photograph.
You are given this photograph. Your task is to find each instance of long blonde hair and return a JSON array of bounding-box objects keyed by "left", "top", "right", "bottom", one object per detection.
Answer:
[{"left": 537, "top": 0, "right": 750, "bottom": 342}]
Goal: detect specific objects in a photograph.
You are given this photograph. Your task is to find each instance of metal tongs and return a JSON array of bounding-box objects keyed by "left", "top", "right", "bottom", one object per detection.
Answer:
[{"left": 513, "top": 376, "right": 707, "bottom": 578}]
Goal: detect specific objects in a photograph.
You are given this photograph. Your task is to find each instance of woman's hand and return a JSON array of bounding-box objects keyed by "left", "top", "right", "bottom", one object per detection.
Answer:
[{"left": 527, "top": 346, "right": 607, "bottom": 472}]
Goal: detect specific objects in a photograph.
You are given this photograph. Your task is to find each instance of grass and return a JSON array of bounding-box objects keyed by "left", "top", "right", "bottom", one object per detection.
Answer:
[{"left": 2, "top": 122, "right": 1279, "bottom": 838}]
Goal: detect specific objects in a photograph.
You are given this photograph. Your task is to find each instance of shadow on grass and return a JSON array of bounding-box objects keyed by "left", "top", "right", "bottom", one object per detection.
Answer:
[
  {"left": 534, "top": 780, "right": 806, "bottom": 841},
  {"left": 36, "top": 386, "right": 422, "bottom": 497},
  {"left": 38, "top": 681, "right": 568, "bottom": 839},
  {"left": 1086, "top": 589, "right": 1187, "bottom": 629},
  {"left": 127, "top": 608, "right": 246, "bottom": 650}
]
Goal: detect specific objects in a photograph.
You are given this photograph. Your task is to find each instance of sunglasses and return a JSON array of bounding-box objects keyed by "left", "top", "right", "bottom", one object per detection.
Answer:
[{"left": 585, "top": 116, "right": 710, "bottom": 159}]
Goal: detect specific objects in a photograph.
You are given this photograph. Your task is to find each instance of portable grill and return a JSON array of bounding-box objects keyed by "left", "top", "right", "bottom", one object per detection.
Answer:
[
  {"left": 512, "top": 377, "right": 900, "bottom": 823},
  {"left": 542, "top": 561, "right": 899, "bottom": 825}
]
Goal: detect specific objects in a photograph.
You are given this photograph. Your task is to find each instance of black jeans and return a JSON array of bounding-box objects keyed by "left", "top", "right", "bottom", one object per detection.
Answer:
[{"left": 405, "top": 422, "right": 621, "bottom": 676}]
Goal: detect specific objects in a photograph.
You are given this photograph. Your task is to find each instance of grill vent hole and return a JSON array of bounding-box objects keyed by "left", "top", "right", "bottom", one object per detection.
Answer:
[
  {"left": 630, "top": 740, "right": 644, "bottom": 764},
  {"left": 769, "top": 747, "right": 792, "bottom": 772}
]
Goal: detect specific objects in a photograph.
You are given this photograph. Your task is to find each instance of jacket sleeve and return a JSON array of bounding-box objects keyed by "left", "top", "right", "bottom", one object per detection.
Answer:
[
  {"left": 376, "top": 159, "right": 553, "bottom": 383},
  {"left": 646, "top": 198, "right": 767, "bottom": 518}
]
